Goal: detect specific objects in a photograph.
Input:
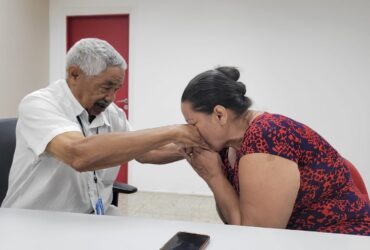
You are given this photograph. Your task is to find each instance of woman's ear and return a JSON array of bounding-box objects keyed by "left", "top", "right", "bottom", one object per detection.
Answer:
[{"left": 213, "top": 105, "right": 227, "bottom": 126}]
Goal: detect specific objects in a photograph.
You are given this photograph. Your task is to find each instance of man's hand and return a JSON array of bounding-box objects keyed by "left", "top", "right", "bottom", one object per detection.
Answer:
[{"left": 171, "top": 124, "right": 209, "bottom": 149}]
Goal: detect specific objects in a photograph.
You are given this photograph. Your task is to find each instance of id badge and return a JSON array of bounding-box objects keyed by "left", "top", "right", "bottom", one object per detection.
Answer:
[{"left": 95, "top": 198, "right": 105, "bottom": 215}]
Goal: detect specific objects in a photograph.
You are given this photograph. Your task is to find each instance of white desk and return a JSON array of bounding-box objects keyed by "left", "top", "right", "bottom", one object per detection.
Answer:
[{"left": 0, "top": 208, "right": 369, "bottom": 250}]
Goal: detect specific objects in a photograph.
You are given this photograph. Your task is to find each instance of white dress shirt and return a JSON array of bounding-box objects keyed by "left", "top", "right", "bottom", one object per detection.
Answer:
[{"left": 1, "top": 79, "right": 132, "bottom": 215}]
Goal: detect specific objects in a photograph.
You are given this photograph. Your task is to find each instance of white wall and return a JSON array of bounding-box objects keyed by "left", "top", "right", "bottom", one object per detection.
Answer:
[
  {"left": 49, "top": 0, "right": 370, "bottom": 195},
  {"left": 0, "top": 0, "right": 49, "bottom": 117}
]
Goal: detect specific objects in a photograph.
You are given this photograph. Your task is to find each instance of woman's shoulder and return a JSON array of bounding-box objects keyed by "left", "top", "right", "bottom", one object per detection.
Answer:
[
  {"left": 240, "top": 112, "right": 312, "bottom": 161},
  {"left": 247, "top": 112, "right": 309, "bottom": 136},
  {"left": 246, "top": 112, "right": 287, "bottom": 135},
  {"left": 252, "top": 112, "right": 300, "bottom": 124}
]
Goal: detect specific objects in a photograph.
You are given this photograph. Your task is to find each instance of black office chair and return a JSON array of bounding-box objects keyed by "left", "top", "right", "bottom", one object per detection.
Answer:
[
  {"left": 0, "top": 117, "right": 137, "bottom": 207},
  {"left": 0, "top": 118, "right": 17, "bottom": 204}
]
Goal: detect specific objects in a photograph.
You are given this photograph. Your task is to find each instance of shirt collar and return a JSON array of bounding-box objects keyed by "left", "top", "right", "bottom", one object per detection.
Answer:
[
  {"left": 88, "top": 112, "right": 111, "bottom": 129},
  {"left": 60, "top": 79, "right": 111, "bottom": 128}
]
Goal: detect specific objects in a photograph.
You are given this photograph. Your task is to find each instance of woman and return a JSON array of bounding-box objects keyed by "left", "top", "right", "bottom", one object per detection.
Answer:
[{"left": 181, "top": 66, "right": 370, "bottom": 235}]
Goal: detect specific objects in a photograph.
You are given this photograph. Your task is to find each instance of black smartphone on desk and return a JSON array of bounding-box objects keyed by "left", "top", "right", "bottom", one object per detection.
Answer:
[{"left": 160, "top": 231, "right": 210, "bottom": 250}]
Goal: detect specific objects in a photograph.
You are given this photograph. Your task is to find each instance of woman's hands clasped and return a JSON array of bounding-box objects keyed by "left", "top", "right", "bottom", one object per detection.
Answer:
[
  {"left": 184, "top": 147, "right": 224, "bottom": 184},
  {"left": 172, "top": 124, "right": 224, "bottom": 183}
]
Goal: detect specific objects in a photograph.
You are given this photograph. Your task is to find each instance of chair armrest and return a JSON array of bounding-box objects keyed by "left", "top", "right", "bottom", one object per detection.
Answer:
[
  {"left": 111, "top": 181, "right": 138, "bottom": 207},
  {"left": 113, "top": 181, "right": 138, "bottom": 194}
]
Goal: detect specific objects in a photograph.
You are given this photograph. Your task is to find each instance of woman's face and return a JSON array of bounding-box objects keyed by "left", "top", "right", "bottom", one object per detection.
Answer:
[{"left": 181, "top": 102, "right": 227, "bottom": 151}]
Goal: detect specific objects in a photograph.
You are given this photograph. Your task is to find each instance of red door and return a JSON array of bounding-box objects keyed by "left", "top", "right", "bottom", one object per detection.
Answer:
[{"left": 67, "top": 14, "right": 129, "bottom": 183}]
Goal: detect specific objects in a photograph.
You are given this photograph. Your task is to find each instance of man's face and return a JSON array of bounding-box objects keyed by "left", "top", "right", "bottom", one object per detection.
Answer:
[{"left": 68, "top": 66, "right": 125, "bottom": 116}]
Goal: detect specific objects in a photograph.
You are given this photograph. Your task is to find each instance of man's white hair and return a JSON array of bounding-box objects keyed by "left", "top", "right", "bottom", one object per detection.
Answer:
[{"left": 66, "top": 38, "right": 127, "bottom": 77}]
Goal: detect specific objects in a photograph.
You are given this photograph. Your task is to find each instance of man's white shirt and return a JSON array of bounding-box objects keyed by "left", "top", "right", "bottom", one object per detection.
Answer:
[{"left": 1, "top": 79, "right": 132, "bottom": 214}]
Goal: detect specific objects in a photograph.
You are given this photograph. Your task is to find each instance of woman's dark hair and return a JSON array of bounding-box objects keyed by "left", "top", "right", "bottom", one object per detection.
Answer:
[{"left": 181, "top": 66, "right": 252, "bottom": 116}]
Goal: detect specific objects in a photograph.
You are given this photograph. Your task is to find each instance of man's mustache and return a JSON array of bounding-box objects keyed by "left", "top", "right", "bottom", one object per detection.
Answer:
[{"left": 95, "top": 99, "right": 110, "bottom": 109}]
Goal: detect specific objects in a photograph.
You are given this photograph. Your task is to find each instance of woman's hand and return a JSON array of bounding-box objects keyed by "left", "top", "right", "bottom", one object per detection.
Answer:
[
  {"left": 185, "top": 147, "right": 224, "bottom": 183},
  {"left": 185, "top": 147, "right": 242, "bottom": 225}
]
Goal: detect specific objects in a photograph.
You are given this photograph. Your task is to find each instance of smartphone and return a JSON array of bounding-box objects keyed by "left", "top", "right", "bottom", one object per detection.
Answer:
[{"left": 160, "top": 231, "right": 210, "bottom": 250}]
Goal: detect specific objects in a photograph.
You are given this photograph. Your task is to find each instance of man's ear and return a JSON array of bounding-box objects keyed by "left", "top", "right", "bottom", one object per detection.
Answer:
[
  {"left": 67, "top": 65, "right": 82, "bottom": 84},
  {"left": 213, "top": 105, "right": 227, "bottom": 126}
]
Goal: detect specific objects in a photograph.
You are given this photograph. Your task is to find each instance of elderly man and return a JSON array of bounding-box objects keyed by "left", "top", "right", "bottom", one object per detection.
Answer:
[{"left": 1, "top": 38, "right": 205, "bottom": 215}]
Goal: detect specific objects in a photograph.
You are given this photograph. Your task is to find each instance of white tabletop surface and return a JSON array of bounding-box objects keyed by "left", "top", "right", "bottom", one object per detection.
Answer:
[{"left": 0, "top": 208, "right": 369, "bottom": 250}]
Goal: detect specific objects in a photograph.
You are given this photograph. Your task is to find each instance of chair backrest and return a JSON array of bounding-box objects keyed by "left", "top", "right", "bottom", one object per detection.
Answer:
[
  {"left": 0, "top": 118, "right": 17, "bottom": 204},
  {"left": 344, "top": 158, "right": 369, "bottom": 202}
]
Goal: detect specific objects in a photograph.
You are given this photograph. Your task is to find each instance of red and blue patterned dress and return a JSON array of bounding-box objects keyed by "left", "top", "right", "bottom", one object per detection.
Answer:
[{"left": 221, "top": 112, "right": 370, "bottom": 236}]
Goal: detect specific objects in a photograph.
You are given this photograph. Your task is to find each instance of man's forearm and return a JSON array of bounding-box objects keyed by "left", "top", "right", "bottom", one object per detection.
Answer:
[
  {"left": 69, "top": 126, "right": 180, "bottom": 171},
  {"left": 135, "top": 144, "right": 184, "bottom": 164}
]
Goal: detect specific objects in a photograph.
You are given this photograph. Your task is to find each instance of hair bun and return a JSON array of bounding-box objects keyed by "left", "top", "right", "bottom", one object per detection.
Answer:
[
  {"left": 235, "top": 81, "right": 246, "bottom": 96},
  {"left": 182, "top": 66, "right": 252, "bottom": 116},
  {"left": 216, "top": 66, "right": 245, "bottom": 95},
  {"left": 216, "top": 66, "right": 240, "bottom": 81}
]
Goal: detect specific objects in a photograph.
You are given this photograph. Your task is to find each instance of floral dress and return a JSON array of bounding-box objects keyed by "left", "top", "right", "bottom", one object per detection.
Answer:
[{"left": 220, "top": 113, "right": 370, "bottom": 236}]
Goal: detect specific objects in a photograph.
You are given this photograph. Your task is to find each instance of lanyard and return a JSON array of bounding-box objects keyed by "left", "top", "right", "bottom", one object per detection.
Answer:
[{"left": 76, "top": 116, "right": 105, "bottom": 215}]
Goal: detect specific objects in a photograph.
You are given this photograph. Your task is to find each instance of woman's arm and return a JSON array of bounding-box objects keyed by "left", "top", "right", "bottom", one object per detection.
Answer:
[
  {"left": 187, "top": 148, "right": 241, "bottom": 225},
  {"left": 207, "top": 173, "right": 241, "bottom": 225},
  {"left": 215, "top": 203, "right": 228, "bottom": 224},
  {"left": 238, "top": 153, "right": 300, "bottom": 228}
]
